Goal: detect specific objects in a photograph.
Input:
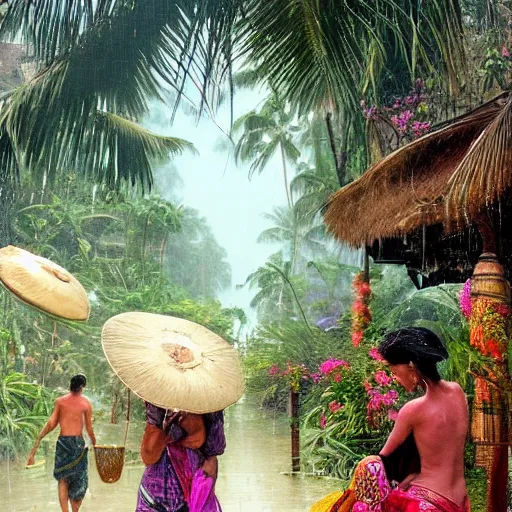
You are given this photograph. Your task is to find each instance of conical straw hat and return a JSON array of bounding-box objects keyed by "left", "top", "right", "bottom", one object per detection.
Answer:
[
  {"left": 101, "top": 312, "right": 245, "bottom": 414},
  {"left": 0, "top": 245, "right": 90, "bottom": 321}
]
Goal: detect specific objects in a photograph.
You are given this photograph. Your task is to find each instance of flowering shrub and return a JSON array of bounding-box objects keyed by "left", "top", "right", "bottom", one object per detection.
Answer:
[
  {"left": 352, "top": 272, "right": 372, "bottom": 347},
  {"left": 364, "top": 368, "right": 401, "bottom": 429},
  {"left": 268, "top": 362, "right": 310, "bottom": 392},
  {"left": 361, "top": 79, "right": 431, "bottom": 143},
  {"left": 301, "top": 345, "right": 410, "bottom": 479}
]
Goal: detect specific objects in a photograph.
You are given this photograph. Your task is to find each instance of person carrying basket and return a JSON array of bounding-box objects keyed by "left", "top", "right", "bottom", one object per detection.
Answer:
[{"left": 27, "top": 374, "right": 97, "bottom": 512}]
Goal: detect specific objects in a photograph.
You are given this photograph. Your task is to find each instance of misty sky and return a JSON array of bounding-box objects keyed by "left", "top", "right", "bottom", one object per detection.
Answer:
[{"left": 144, "top": 88, "right": 285, "bottom": 329}]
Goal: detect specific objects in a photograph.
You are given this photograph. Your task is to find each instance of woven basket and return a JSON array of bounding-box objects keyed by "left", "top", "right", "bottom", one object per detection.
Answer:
[{"left": 94, "top": 445, "right": 126, "bottom": 483}]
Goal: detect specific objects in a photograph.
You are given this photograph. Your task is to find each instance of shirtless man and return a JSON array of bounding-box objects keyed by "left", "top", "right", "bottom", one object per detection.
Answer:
[
  {"left": 379, "top": 329, "right": 469, "bottom": 509},
  {"left": 27, "top": 374, "right": 96, "bottom": 512}
]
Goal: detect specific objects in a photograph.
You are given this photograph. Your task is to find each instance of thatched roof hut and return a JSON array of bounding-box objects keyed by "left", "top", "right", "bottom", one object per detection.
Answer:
[{"left": 324, "top": 92, "right": 512, "bottom": 286}]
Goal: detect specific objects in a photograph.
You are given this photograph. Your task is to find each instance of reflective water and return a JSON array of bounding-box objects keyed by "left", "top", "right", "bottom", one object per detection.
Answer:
[{"left": 0, "top": 398, "right": 343, "bottom": 511}]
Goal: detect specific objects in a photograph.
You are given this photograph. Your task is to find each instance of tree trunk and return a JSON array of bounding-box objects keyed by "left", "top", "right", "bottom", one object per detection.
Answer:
[
  {"left": 280, "top": 144, "right": 293, "bottom": 208},
  {"left": 0, "top": 189, "right": 12, "bottom": 248},
  {"left": 141, "top": 215, "right": 150, "bottom": 283},
  {"left": 159, "top": 233, "right": 169, "bottom": 277},
  {"left": 325, "top": 112, "right": 348, "bottom": 187}
]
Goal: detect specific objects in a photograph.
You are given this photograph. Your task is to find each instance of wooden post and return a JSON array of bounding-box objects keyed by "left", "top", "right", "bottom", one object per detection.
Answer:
[
  {"left": 472, "top": 219, "right": 511, "bottom": 512},
  {"left": 289, "top": 386, "right": 300, "bottom": 472}
]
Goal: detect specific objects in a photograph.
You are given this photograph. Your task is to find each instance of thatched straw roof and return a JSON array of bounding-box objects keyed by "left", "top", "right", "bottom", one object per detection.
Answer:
[{"left": 324, "top": 92, "right": 511, "bottom": 247}]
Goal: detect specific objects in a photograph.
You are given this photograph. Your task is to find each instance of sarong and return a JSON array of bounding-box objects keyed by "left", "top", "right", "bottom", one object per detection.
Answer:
[
  {"left": 53, "top": 436, "right": 88, "bottom": 501},
  {"left": 310, "top": 456, "right": 470, "bottom": 512}
]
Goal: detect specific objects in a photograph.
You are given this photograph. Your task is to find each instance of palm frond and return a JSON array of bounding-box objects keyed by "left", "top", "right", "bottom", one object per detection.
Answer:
[
  {"left": 1, "top": 0, "right": 242, "bottom": 118},
  {"left": 2, "top": 73, "right": 194, "bottom": 189},
  {"left": 446, "top": 94, "right": 512, "bottom": 221},
  {"left": 238, "top": 0, "right": 465, "bottom": 115}
]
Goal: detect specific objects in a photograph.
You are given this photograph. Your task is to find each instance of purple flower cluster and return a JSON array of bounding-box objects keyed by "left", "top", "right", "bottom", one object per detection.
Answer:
[
  {"left": 360, "top": 78, "right": 431, "bottom": 141},
  {"left": 391, "top": 110, "right": 414, "bottom": 133}
]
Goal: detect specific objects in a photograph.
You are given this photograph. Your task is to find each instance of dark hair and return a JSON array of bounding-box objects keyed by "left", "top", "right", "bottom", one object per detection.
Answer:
[
  {"left": 379, "top": 327, "right": 448, "bottom": 382},
  {"left": 70, "top": 374, "right": 87, "bottom": 392}
]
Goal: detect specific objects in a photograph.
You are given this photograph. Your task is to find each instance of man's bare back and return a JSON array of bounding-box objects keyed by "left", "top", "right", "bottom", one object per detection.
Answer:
[
  {"left": 382, "top": 380, "right": 468, "bottom": 506},
  {"left": 56, "top": 393, "right": 95, "bottom": 438}
]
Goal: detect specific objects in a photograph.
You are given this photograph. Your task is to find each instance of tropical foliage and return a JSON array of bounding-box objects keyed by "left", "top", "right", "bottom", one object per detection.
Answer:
[{"left": 2, "top": 3, "right": 510, "bottom": 509}]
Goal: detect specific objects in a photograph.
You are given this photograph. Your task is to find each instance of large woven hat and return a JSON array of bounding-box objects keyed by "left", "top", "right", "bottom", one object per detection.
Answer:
[
  {"left": 0, "top": 245, "right": 90, "bottom": 321},
  {"left": 101, "top": 312, "right": 244, "bottom": 413}
]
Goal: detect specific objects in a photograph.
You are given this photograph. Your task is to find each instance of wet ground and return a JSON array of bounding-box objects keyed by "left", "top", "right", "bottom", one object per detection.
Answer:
[{"left": 0, "top": 398, "right": 343, "bottom": 511}]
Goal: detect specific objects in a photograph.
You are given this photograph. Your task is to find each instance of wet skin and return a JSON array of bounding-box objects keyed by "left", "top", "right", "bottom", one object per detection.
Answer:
[{"left": 380, "top": 364, "right": 469, "bottom": 507}]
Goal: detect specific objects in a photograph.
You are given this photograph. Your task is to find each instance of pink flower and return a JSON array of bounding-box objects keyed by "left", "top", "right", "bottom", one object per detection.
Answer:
[
  {"left": 310, "top": 372, "right": 322, "bottom": 384},
  {"left": 459, "top": 279, "right": 472, "bottom": 318},
  {"left": 363, "top": 380, "right": 372, "bottom": 392},
  {"left": 381, "top": 389, "right": 399, "bottom": 406},
  {"left": 334, "top": 373, "right": 342, "bottom": 383},
  {"left": 319, "top": 358, "right": 350, "bottom": 375},
  {"left": 388, "top": 409, "right": 399, "bottom": 421},
  {"left": 268, "top": 364, "right": 280, "bottom": 377},
  {"left": 320, "top": 413, "right": 327, "bottom": 429},
  {"left": 374, "top": 370, "right": 393, "bottom": 387},
  {"left": 369, "top": 348, "right": 385, "bottom": 362},
  {"left": 329, "top": 400, "right": 344, "bottom": 414},
  {"left": 502, "top": 46, "right": 510, "bottom": 58}
]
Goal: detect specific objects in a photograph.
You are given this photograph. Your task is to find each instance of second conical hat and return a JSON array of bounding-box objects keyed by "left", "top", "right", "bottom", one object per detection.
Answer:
[{"left": 102, "top": 312, "right": 245, "bottom": 413}]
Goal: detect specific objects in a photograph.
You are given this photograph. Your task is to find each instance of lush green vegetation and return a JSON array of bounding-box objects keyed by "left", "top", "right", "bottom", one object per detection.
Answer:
[{"left": 3, "top": 2, "right": 512, "bottom": 510}]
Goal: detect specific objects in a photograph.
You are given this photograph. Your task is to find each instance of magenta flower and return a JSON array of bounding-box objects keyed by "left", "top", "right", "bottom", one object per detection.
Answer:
[
  {"left": 334, "top": 373, "right": 342, "bottom": 383},
  {"left": 411, "top": 121, "right": 431, "bottom": 138},
  {"left": 369, "top": 348, "right": 385, "bottom": 362},
  {"left": 375, "top": 370, "right": 393, "bottom": 387},
  {"left": 310, "top": 372, "right": 322, "bottom": 384},
  {"left": 502, "top": 46, "right": 510, "bottom": 58},
  {"left": 319, "top": 358, "right": 350, "bottom": 375},
  {"left": 459, "top": 278, "right": 472, "bottom": 318}
]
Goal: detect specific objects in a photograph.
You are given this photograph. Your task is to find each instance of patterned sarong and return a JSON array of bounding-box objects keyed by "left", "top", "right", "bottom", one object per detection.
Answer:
[
  {"left": 53, "top": 436, "right": 88, "bottom": 501},
  {"left": 310, "top": 456, "right": 470, "bottom": 512},
  {"left": 137, "top": 411, "right": 225, "bottom": 512}
]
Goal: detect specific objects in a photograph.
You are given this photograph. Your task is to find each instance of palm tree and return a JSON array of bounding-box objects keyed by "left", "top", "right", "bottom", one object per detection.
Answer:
[
  {"left": 232, "top": 90, "right": 301, "bottom": 207},
  {"left": 257, "top": 206, "right": 326, "bottom": 274},
  {"left": 0, "top": 0, "right": 236, "bottom": 245},
  {"left": 239, "top": 251, "right": 310, "bottom": 327}
]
